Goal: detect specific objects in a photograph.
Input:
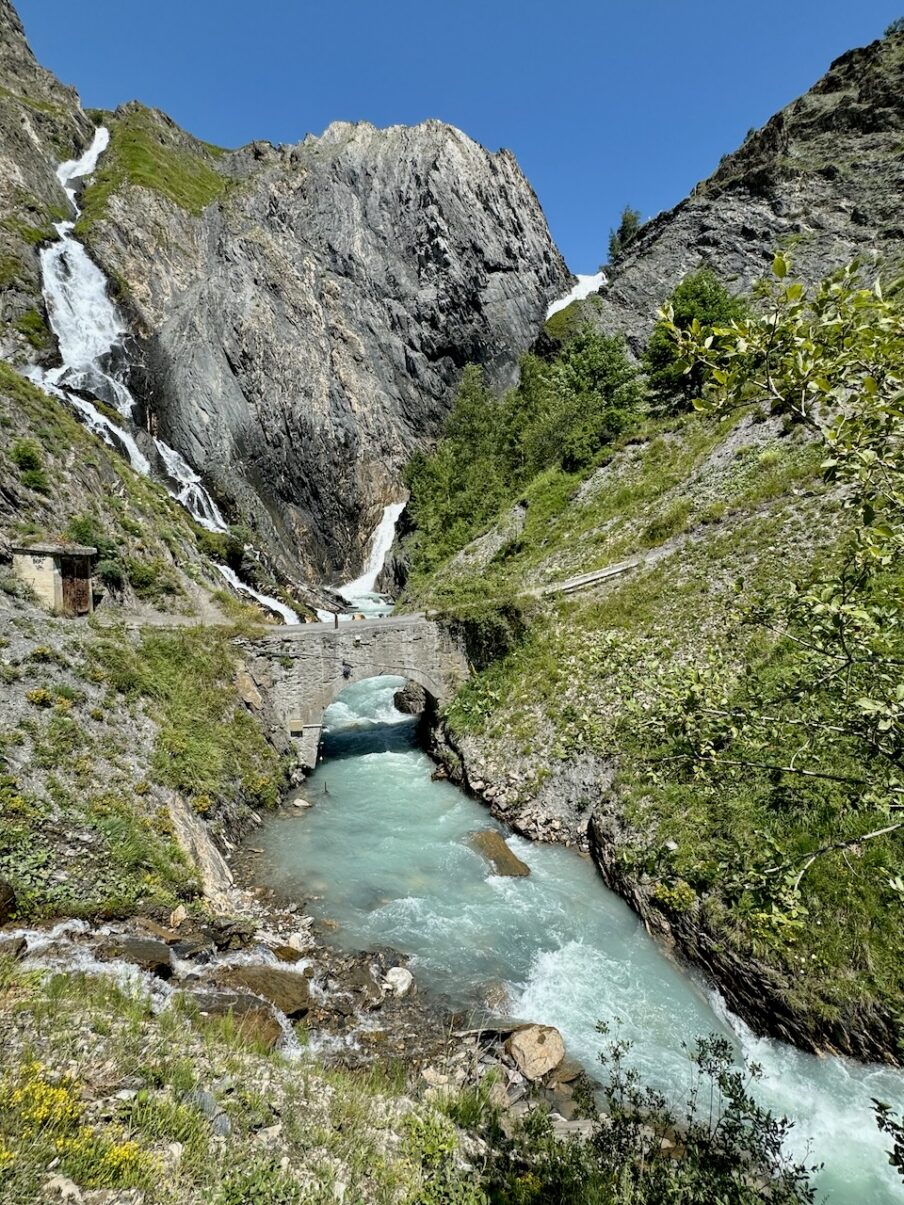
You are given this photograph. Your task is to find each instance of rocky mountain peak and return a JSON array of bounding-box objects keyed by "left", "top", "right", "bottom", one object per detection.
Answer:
[
  {"left": 582, "top": 29, "right": 904, "bottom": 354},
  {"left": 77, "top": 105, "right": 569, "bottom": 579}
]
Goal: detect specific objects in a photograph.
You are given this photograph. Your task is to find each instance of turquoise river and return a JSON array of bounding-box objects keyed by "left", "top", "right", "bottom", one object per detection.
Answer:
[{"left": 255, "top": 675, "right": 904, "bottom": 1203}]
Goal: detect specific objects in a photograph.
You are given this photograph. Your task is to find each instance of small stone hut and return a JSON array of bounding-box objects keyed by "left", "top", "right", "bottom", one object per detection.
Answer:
[{"left": 11, "top": 542, "right": 97, "bottom": 616}]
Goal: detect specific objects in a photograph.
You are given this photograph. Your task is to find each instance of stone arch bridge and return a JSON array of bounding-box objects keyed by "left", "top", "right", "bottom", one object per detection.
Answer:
[{"left": 241, "top": 615, "right": 470, "bottom": 766}]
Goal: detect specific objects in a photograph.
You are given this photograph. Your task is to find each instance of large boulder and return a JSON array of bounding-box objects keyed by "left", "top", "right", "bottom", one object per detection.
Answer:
[
  {"left": 505, "top": 1024, "right": 566, "bottom": 1081},
  {"left": 98, "top": 937, "right": 173, "bottom": 979},
  {"left": 188, "top": 990, "right": 284, "bottom": 1052},
  {"left": 468, "top": 830, "right": 530, "bottom": 877},
  {"left": 216, "top": 965, "right": 312, "bottom": 1018}
]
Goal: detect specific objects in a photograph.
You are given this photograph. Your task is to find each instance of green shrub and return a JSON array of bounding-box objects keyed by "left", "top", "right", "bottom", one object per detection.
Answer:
[
  {"left": 13, "top": 308, "right": 50, "bottom": 349},
  {"left": 643, "top": 269, "right": 748, "bottom": 410},
  {"left": 216, "top": 1158, "right": 302, "bottom": 1205},
  {"left": 19, "top": 467, "right": 51, "bottom": 493},
  {"left": 196, "top": 525, "right": 246, "bottom": 570},
  {"left": 10, "top": 438, "right": 50, "bottom": 493},
  {"left": 123, "top": 556, "right": 181, "bottom": 601},
  {"left": 95, "top": 559, "right": 125, "bottom": 590},
  {"left": 67, "top": 514, "right": 118, "bottom": 560},
  {"left": 10, "top": 439, "right": 42, "bottom": 471},
  {"left": 646, "top": 268, "right": 752, "bottom": 409}
]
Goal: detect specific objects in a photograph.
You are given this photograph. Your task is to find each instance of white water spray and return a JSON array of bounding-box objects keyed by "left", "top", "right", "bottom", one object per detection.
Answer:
[
  {"left": 546, "top": 271, "right": 606, "bottom": 319},
  {"left": 216, "top": 564, "right": 300, "bottom": 625},
  {"left": 336, "top": 500, "right": 405, "bottom": 607},
  {"left": 155, "top": 439, "right": 228, "bottom": 533}
]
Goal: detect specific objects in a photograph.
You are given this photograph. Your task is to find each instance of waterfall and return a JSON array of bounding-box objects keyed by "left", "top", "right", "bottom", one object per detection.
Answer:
[
  {"left": 336, "top": 501, "right": 406, "bottom": 604},
  {"left": 154, "top": 439, "right": 227, "bottom": 534},
  {"left": 546, "top": 271, "right": 606, "bottom": 319},
  {"left": 23, "top": 127, "right": 305, "bottom": 622},
  {"left": 34, "top": 127, "right": 227, "bottom": 533},
  {"left": 215, "top": 564, "right": 300, "bottom": 625}
]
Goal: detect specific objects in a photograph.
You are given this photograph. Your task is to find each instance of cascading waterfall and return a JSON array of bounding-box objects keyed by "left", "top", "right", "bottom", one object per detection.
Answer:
[
  {"left": 153, "top": 439, "right": 228, "bottom": 534},
  {"left": 546, "top": 270, "right": 606, "bottom": 319},
  {"left": 35, "top": 127, "right": 228, "bottom": 536},
  {"left": 215, "top": 564, "right": 300, "bottom": 625},
  {"left": 26, "top": 128, "right": 309, "bottom": 622},
  {"left": 336, "top": 500, "right": 406, "bottom": 614}
]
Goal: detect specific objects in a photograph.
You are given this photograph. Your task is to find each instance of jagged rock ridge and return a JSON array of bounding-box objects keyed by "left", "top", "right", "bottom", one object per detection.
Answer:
[
  {"left": 81, "top": 108, "right": 569, "bottom": 579},
  {"left": 582, "top": 32, "right": 904, "bottom": 352}
]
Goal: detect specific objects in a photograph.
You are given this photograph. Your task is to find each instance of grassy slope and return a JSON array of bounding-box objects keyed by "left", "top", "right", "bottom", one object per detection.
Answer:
[
  {"left": 76, "top": 104, "right": 229, "bottom": 236},
  {"left": 0, "top": 956, "right": 488, "bottom": 1204},
  {"left": 402, "top": 373, "right": 903, "bottom": 1047},
  {"left": 0, "top": 366, "right": 286, "bottom": 922}
]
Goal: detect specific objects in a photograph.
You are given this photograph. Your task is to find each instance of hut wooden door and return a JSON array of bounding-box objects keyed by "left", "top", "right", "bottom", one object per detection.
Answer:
[{"left": 61, "top": 557, "right": 91, "bottom": 615}]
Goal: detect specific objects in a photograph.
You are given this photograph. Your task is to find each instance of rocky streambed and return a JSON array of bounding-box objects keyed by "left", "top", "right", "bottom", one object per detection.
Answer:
[{"left": 246, "top": 674, "right": 902, "bottom": 1204}]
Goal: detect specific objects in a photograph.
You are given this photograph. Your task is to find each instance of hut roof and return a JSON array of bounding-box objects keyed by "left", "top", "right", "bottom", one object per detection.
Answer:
[{"left": 11, "top": 542, "right": 97, "bottom": 557}]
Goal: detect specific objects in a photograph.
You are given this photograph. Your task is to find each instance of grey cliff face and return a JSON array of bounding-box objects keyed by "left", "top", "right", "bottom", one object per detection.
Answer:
[
  {"left": 0, "top": 0, "right": 92, "bottom": 362},
  {"left": 584, "top": 34, "right": 904, "bottom": 354},
  {"left": 84, "top": 113, "right": 569, "bottom": 579}
]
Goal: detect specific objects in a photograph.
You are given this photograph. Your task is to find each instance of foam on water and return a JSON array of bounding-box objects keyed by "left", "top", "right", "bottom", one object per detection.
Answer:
[
  {"left": 216, "top": 564, "right": 299, "bottom": 625},
  {"left": 254, "top": 674, "right": 904, "bottom": 1203}
]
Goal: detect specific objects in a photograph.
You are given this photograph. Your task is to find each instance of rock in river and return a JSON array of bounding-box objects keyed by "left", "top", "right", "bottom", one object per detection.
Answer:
[
  {"left": 468, "top": 829, "right": 530, "bottom": 877},
  {"left": 383, "top": 966, "right": 414, "bottom": 997},
  {"left": 506, "top": 1024, "right": 566, "bottom": 1081},
  {"left": 216, "top": 966, "right": 312, "bottom": 1018},
  {"left": 98, "top": 937, "right": 173, "bottom": 979}
]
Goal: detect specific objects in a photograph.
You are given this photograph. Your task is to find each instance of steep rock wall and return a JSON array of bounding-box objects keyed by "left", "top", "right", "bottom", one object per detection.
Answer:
[
  {"left": 81, "top": 110, "right": 569, "bottom": 579},
  {"left": 578, "top": 32, "right": 904, "bottom": 353}
]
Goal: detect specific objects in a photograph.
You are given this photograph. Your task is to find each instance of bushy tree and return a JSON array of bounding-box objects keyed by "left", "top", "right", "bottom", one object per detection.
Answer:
[
  {"left": 483, "top": 1031, "right": 817, "bottom": 1203},
  {"left": 608, "top": 205, "right": 642, "bottom": 262},
  {"left": 404, "top": 366, "right": 507, "bottom": 571},
  {"left": 643, "top": 256, "right": 904, "bottom": 925},
  {"left": 405, "top": 330, "right": 644, "bottom": 572},
  {"left": 885, "top": 16, "right": 904, "bottom": 36},
  {"left": 644, "top": 269, "right": 747, "bottom": 409},
  {"left": 526, "top": 326, "right": 644, "bottom": 472}
]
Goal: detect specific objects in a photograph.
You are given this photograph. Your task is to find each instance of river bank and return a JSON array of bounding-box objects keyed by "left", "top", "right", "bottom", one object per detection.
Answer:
[
  {"left": 426, "top": 709, "right": 903, "bottom": 1068},
  {"left": 241, "top": 674, "right": 904, "bottom": 1204}
]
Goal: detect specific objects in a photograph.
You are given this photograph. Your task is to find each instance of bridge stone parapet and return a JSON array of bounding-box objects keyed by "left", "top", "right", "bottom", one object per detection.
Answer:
[{"left": 240, "top": 616, "right": 470, "bottom": 765}]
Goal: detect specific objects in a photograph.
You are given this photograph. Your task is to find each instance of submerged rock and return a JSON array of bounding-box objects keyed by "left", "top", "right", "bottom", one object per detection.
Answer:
[
  {"left": 505, "top": 1024, "right": 565, "bottom": 1081},
  {"left": 216, "top": 965, "right": 312, "bottom": 1018},
  {"left": 98, "top": 937, "right": 173, "bottom": 980},
  {"left": 468, "top": 829, "right": 530, "bottom": 877}
]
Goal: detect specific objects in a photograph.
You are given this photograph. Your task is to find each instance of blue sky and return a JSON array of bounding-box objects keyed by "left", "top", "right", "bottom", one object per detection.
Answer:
[{"left": 17, "top": 0, "right": 900, "bottom": 272}]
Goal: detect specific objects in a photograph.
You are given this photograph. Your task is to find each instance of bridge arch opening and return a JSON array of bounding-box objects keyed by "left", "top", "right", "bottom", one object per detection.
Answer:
[{"left": 314, "top": 674, "right": 440, "bottom": 765}]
